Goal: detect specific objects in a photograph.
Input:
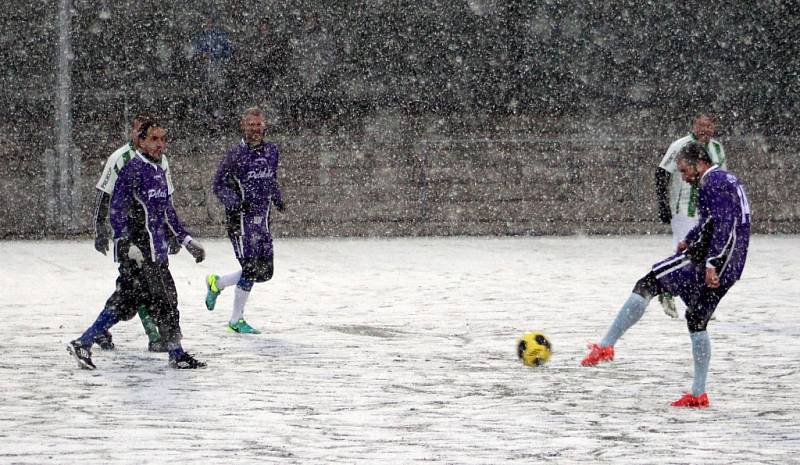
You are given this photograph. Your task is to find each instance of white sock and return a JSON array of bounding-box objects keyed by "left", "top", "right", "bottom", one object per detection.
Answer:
[
  {"left": 600, "top": 293, "right": 651, "bottom": 347},
  {"left": 230, "top": 286, "right": 250, "bottom": 324},
  {"left": 690, "top": 331, "right": 711, "bottom": 396},
  {"left": 216, "top": 270, "right": 242, "bottom": 291}
]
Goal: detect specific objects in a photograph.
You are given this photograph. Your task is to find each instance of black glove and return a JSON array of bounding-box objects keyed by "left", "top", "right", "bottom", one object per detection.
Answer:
[
  {"left": 185, "top": 240, "right": 205, "bottom": 263},
  {"left": 94, "top": 228, "right": 110, "bottom": 255},
  {"left": 167, "top": 235, "right": 182, "bottom": 255},
  {"left": 658, "top": 204, "right": 672, "bottom": 225},
  {"left": 274, "top": 199, "right": 285, "bottom": 212}
]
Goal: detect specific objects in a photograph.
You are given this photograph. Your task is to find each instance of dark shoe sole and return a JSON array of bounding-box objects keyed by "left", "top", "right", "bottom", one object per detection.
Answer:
[{"left": 66, "top": 344, "right": 96, "bottom": 370}]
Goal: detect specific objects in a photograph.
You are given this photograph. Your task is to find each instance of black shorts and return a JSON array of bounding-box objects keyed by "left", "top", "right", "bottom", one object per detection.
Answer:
[{"left": 238, "top": 255, "right": 274, "bottom": 283}]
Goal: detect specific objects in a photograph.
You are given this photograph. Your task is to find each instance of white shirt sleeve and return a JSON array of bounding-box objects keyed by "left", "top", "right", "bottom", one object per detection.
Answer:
[
  {"left": 95, "top": 145, "right": 129, "bottom": 194},
  {"left": 161, "top": 155, "right": 175, "bottom": 195},
  {"left": 659, "top": 139, "right": 681, "bottom": 174}
]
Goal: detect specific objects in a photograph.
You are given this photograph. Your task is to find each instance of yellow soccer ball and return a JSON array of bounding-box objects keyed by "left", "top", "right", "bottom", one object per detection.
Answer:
[{"left": 517, "top": 332, "right": 552, "bottom": 367}]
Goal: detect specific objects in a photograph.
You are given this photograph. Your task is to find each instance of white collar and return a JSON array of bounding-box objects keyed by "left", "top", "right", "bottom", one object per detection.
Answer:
[
  {"left": 241, "top": 138, "right": 265, "bottom": 149},
  {"left": 136, "top": 150, "right": 161, "bottom": 168},
  {"left": 700, "top": 164, "right": 719, "bottom": 183}
]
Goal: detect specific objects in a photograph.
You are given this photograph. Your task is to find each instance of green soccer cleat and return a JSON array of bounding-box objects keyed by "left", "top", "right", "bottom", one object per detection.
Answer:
[
  {"left": 205, "top": 274, "right": 221, "bottom": 311},
  {"left": 227, "top": 319, "right": 261, "bottom": 334}
]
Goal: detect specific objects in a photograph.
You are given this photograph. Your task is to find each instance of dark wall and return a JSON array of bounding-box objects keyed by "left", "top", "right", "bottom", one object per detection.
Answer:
[{"left": 0, "top": 1, "right": 798, "bottom": 237}]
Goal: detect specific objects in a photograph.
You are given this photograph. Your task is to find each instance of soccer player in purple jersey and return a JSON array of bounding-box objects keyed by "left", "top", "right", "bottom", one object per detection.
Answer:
[
  {"left": 655, "top": 113, "right": 727, "bottom": 318},
  {"left": 205, "top": 107, "right": 284, "bottom": 334},
  {"left": 581, "top": 142, "right": 750, "bottom": 408},
  {"left": 90, "top": 113, "right": 172, "bottom": 352},
  {"left": 68, "top": 120, "right": 208, "bottom": 370}
]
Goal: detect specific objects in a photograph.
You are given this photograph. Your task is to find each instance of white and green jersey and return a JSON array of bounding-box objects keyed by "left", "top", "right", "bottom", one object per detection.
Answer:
[
  {"left": 658, "top": 133, "right": 726, "bottom": 218},
  {"left": 95, "top": 142, "right": 174, "bottom": 195}
]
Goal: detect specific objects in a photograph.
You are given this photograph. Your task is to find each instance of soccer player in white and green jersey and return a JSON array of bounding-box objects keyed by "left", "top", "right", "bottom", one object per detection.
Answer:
[
  {"left": 91, "top": 113, "right": 176, "bottom": 351},
  {"left": 655, "top": 113, "right": 726, "bottom": 318}
]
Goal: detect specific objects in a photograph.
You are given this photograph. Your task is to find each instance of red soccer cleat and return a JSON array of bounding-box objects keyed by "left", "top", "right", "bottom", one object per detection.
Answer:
[
  {"left": 671, "top": 392, "right": 710, "bottom": 408},
  {"left": 580, "top": 343, "right": 615, "bottom": 366}
]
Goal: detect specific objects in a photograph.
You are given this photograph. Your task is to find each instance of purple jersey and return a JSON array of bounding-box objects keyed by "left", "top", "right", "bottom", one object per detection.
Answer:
[
  {"left": 213, "top": 140, "right": 283, "bottom": 258},
  {"left": 652, "top": 167, "right": 750, "bottom": 314},
  {"left": 110, "top": 153, "right": 190, "bottom": 263},
  {"left": 683, "top": 167, "right": 751, "bottom": 286}
]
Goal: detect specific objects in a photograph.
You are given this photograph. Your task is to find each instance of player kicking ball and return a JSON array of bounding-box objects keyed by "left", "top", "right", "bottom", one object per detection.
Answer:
[{"left": 581, "top": 142, "right": 750, "bottom": 408}]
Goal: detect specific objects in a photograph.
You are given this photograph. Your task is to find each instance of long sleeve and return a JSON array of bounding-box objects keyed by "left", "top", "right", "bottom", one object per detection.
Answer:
[
  {"left": 165, "top": 197, "right": 190, "bottom": 244},
  {"left": 655, "top": 167, "right": 671, "bottom": 223},
  {"left": 109, "top": 164, "right": 136, "bottom": 263},
  {"left": 109, "top": 166, "right": 134, "bottom": 240},
  {"left": 93, "top": 189, "right": 111, "bottom": 238},
  {"left": 271, "top": 148, "right": 283, "bottom": 206},
  {"left": 684, "top": 171, "right": 741, "bottom": 270},
  {"left": 702, "top": 183, "right": 738, "bottom": 269},
  {"left": 213, "top": 151, "right": 242, "bottom": 211}
]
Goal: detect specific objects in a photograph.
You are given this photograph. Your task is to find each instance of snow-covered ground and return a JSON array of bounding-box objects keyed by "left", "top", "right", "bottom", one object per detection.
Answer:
[{"left": 1, "top": 235, "right": 798, "bottom": 464}]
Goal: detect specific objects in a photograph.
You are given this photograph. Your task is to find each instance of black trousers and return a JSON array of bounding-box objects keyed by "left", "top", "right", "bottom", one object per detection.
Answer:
[
  {"left": 105, "top": 259, "right": 182, "bottom": 345},
  {"left": 104, "top": 260, "right": 149, "bottom": 322},
  {"left": 140, "top": 261, "right": 182, "bottom": 345}
]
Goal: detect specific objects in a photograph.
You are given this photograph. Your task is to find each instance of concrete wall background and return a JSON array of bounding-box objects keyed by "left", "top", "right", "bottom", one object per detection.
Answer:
[{"left": 4, "top": 118, "right": 793, "bottom": 239}]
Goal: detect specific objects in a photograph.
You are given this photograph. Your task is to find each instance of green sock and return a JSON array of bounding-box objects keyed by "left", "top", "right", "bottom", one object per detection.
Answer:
[{"left": 138, "top": 306, "right": 161, "bottom": 343}]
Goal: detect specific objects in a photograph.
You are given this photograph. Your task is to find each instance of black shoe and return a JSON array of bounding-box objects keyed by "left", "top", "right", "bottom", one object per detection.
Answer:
[
  {"left": 168, "top": 352, "right": 207, "bottom": 369},
  {"left": 94, "top": 331, "right": 115, "bottom": 351},
  {"left": 67, "top": 340, "right": 96, "bottom": 370},
  {"left": 148, "top": 340, "right": 169, "bottom": 353}
]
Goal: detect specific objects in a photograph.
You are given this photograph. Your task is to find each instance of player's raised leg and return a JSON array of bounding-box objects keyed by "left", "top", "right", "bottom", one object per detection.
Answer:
[
  {"left": 581, "top": 271, "right": 661, "bottom": 366},
  {"left": 205, "top": 270, "right": 240, "bottom": 311}
]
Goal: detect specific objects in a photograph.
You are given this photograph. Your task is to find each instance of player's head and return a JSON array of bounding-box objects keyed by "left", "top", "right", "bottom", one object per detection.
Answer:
[
  {"left": 676, "top": 142, "right": 712, "bottom": 185},
  {"left": 692, "top": 113, "right": 716, "bottom": 145},
  {"left": 130, "top": 113, "right": 154, "bottom": 145},
  {"left": 240, "top": 107, "right": 266, "bottom": 146},
  {"left": 137, "top": 119, "right": 167, "bottom": 161}
]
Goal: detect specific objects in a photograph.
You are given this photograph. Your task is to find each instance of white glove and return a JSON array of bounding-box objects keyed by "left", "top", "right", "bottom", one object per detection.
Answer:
[{"left": 127, "top": 244, "right": 144, "bottom": 265}]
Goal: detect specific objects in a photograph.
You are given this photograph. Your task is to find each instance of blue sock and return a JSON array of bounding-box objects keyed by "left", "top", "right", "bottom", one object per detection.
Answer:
[
  {"left": 236, "top": 277, "right": 254, "bottom": 292},
  {"left": 600, "top": 293, "right": 650, "bottom": 347},
  {"left": 168, "top": 346, "right": 185, "bottom": 359},
  {"left": 690, "top": 331, "right": 711, "bottom": 396},
  {"left": 78, "top": 308, "right": 119, "bottom": 346}
]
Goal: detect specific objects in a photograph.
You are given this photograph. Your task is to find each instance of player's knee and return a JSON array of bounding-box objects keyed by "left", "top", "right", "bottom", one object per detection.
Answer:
[
  {"left": 256, "top": 264, "right": 273, "bottom": 282},
  {"left": 685, "top": 309, "right": 709, "bottom": 332},
  {"left": 237, "top": 278, "right": 254, "bottom": 292},
  {"left": 632, "top": 272, "right": 660, "bottom": 299},
  {"left": 251, "top": 259, "right": 273, "bottom": 283}
]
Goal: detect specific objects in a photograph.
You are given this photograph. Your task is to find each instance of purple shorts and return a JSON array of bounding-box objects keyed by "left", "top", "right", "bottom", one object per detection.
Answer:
[
  {"left": 652, "top": 253, "right": 730, "bottom": 317},
  {"left": 228, "top": 212, "right": 274, "bottom": 260}
]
